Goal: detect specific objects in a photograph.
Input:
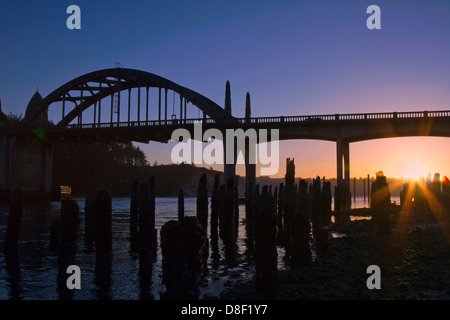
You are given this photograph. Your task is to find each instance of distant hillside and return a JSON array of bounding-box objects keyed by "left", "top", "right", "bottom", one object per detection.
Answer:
[{"left": 52, "top": 141, "right": 405, "bottom": 198}]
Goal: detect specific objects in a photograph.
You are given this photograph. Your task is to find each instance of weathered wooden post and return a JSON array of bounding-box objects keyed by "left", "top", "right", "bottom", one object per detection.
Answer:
[
  {"left": 291, "top": 180, "right": 312, "bottom": 266},
  {"left": 334, "top": 185, "right": 350, "bottom": 224},
  {"left": 277, "top": 183, "right": 284, "bottom": 239},
  {"left": 196, "top": 173, "right": 208, "bottom": 232},
  {"left": 149, "top": 176, "right": 157, "bottom": 255},
  {"left": 59, "top": 199, "right": 79, "bottom": 264},
  {"left": 311, "top": 176, "right": 322, "bottom": 237},
  {"left": 138, "top": 182, "right": 152, "bottom": 254},
  {"left": 58, "top": 198, "right": 79, "bottom": 300},
  {"left": 363, "top": 178, "right": 366, "bottom": 202},
  {"left": 139, "top": 180, "right": 154, "bottom": 300},
  {"left": 160, "top": 217, "right": 207, "bottom": 300},
  {"left": 322, "top": 181, "right": 332, "bottom": 225},
  {"left": 371, "top": 171, "right": 391, "bottom": 235},
  {"left": 221, "top": 177, "right": 235, "bottom": 243},
  {"left": 4, "top": 188, "right": 24, "bottom": 273},
  {"left": 210, "top": 174, "right": 220, "bottom": 239},
  {"left": 218, "top": 184, "right": 226, "bottom": 237},
  {"left": 196, "top": 173, "right": 209, "bottom": 276},
  {"left": 441, "top": 177, "right": 450, "bottom": 221},
  {"left": 284, "top": 158, "right": 296, "bottom": 254},
  {"left": 255, "top": 186, "right": 278, "bottom": 297},
  {"left": 84, "top": 189, "right": 97, "bottom": 249},
  {"left": 178, "top": 189, "right": 185, "bottom": 221},
  {"left": 245, "top": 180, "right": 255, "bottom": 240},
  {"left": 130, "top": 180, "right": 139, "bottom": 252},
  {"left": 93, "top": 189, "right": 113, "bottom": 298},
  {"left": 315, "top": 179, "right": 331, "bottom": 254}
]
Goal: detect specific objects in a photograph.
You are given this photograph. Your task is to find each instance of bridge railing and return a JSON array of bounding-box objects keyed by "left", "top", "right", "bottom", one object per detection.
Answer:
[
  {"left": 65, "top": 110, "right": 450, "bottom": 129},
  {"left": 69, "top": 118, "right": 217, "bottom": 129},
  {"left": 237, "top": 110, "right": 450, "bottom": 124}
]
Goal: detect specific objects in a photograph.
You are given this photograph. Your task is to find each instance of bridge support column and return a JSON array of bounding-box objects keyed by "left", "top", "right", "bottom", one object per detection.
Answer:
[
  {"left": 337, "top": 138, "right": 350, "bottom": 188},
  {"left": 244, "top": 92, "right": 255, "bottom": 196},
  {"left": 344, "top": 141, "right": 350, "bottom": 190},
  {"left": 336, "top": 138, "right": 343, "bottom": 187}
]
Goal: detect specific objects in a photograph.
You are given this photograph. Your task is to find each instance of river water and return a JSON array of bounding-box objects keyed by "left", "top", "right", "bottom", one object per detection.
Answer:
[{"left": 0, "top": 196, "right": 399, "bottom": 300}]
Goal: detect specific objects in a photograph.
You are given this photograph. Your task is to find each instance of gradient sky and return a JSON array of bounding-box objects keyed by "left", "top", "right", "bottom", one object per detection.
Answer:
[{"left": 1, "top": 0, "right": 450, "bottom": 179}]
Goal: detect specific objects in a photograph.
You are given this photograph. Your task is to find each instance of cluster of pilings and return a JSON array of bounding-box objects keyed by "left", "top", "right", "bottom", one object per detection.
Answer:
[
  {"left": 241, "top": 158, "right": 336, "bottom": 296},
  {"left": 160, "top": 173, "right": 210, "bottom": 299},
  {"left": 3, "top": 187, "right": 116, "bottom": 299},
  {"left": 370, "top": 171, "right": 391, "bottom": 235},
  {"left": 400, "top": 173, "right": 450, "bottom": 222}
]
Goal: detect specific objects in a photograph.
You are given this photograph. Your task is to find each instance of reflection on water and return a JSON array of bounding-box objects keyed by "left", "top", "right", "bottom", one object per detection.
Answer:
[
  {"left": 0, "top": 197, "right": 254, "bottom": 300},
  {"left": 0, "top": 196, "right": 393, "bottom": 300}
]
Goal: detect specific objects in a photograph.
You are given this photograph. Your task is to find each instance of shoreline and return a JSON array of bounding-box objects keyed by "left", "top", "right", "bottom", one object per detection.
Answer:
[{"left": 222, "top": 211, "right": 450, "bottom": 300}]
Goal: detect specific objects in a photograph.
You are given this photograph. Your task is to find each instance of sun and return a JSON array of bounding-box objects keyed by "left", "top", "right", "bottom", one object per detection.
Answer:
[{"left": 401, "top": 162, "right": 429, "bottom": 180}]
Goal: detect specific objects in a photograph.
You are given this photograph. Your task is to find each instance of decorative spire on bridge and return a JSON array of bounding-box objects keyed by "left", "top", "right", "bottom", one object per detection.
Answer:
[
  {"left": 245, "top": 92, "right": 251, "bottom": 120},
  {"left": 225, "top": 81, "right": 231, "bottom": 117}
]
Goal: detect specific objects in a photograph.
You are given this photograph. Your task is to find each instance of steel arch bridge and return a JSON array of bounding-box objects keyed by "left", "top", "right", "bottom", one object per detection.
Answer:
[
  {"left": 22, "top": 68, "right": 232, "bottom": 129},
  {"left": 2, "top": 67, "right": 450, "bottom": 200}
]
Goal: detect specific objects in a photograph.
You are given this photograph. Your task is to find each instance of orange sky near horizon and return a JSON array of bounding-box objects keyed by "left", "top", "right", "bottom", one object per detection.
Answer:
[{"left": 137, "top": 82, "right": 450, "bottom": 181}]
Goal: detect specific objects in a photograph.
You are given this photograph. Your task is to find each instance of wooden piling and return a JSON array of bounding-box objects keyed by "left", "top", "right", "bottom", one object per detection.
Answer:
[
  {"left": 84, "top": 189, "right": 97, "bottom": 248},
  {"left": 371, "top": 172, "right": 391, "bottom": 235},
  {"left": 277, "top": 183, "right": 284, "bottom": 239},
  {"left": 93, "top": 189, "right": 113, "bottom": 298},
  {"left": 196, "top": 173, "right": 208, "bottom": 231},
  {"left": 210, "top": 174, "right": 220, "bottom": 239},
  {"left": 255, "top": 186, "right": 278, "bottom": 297},
  {"left": 245, "top": 180, "right": 255, "bottom": 239},
  {"left": 283, "top": 158, "right": 296, "bottom": 253},
  {"left": 58, "top": 198, "right": 80, "bottom": 300},
  {"left": 178, "top": 189, "right": 185, "bottom": 221},
  {"left": 149, "top": 176, "right": 157, "bottom": 255},
  {"left": 4, "top": 188, "right": 24, "bottom": 273},
  {"left": 321, "top": 181, "right": 332, "bottom": 225},
  {"left": 130, "top": 180, "right": 139, "bottom": 252},
  {"left": 138, "top": 182, "right": 152, "bottom": 253},
  {"left": 60, "top": 199, "right": 80, "bottom": 262},
  {"left": 311, "top": 176, "right": 322, "bottom": 237},
  {"left": 291, "top": 207, "right": 312, "bottom": 267},
  {"left": 160, "top": 217, "right": 207, "bottom": 299},
  {"left": 94, "top": 189, "right": 112, "bottom": 258},
  {"left": 221, "top": 177, "right": 235, "bottom": 243},
  {"left": 363, "top": 178, "right": 366, "bottom": 202}
]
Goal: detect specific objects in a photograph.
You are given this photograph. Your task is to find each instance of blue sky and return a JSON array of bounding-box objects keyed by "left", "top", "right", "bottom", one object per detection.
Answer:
[{"left": 1, "top": 0, "right": 450, "bottom": 178}]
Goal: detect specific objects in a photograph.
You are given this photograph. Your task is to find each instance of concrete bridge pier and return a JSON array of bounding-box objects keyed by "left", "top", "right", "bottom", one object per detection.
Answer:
[
  {"left": 244, "top": 92, "right": 256, "bottom": 195},
  {"left": 336, "top": 138, "right": 351, "bottom": 209},
  {"left": 223, "top": 80, "right": 236, "bottom": 184},
  {"left": 336, "top": 138, "right": 350, "bottom": 188}
]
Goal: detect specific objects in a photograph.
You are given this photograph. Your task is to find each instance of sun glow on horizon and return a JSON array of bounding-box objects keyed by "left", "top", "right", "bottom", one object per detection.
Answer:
[{"left": 401, "top": 161, "right": 430, "bottom": 181}]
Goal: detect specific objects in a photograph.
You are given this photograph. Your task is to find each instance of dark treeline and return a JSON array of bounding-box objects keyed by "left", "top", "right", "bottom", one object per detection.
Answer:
[{"left": 52, "top": 142, "right": 218, "bottom": 197}]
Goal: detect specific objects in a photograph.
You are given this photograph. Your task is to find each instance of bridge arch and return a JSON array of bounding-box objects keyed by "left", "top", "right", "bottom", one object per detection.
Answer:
[{"left": 22, "top": 68, "right": 231, "bottom": 128}]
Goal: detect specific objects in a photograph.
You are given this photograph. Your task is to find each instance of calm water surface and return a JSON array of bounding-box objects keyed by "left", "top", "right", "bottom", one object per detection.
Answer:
[{"left": 0, "top": 196, "right": 398, "bottom": 300}]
